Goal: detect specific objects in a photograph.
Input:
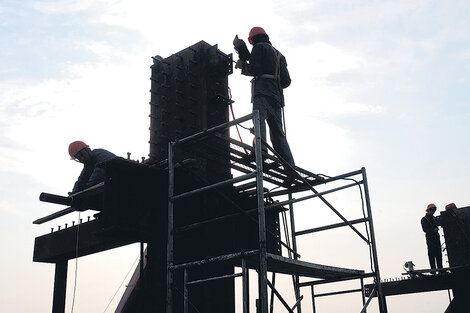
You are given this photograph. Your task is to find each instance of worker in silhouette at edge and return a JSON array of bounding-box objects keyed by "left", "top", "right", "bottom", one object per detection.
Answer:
[
  {"left": 421, "top": 203, "right": 443, "bottom": 274},
  {"left": 68, "top": 140, "right": 116, "bottom": 194},
  {"left": 235, "top": 26, "right": 295, "bottom": 167}
]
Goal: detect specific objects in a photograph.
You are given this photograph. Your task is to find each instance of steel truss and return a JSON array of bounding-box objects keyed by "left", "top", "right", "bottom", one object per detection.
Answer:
[{"left": 166, "top": 111, "right": 387, "bottom": 313}]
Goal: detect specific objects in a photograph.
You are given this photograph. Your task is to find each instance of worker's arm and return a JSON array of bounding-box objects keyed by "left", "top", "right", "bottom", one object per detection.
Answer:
[
  {"left": 85, "top": 166, "right": 106, "bottom": 189},
  {"left": 72, "top": 165, "right": 93, "bottom": 193},
  {"left": 241, "top": 44, "right": 264, "bottom": 77}
]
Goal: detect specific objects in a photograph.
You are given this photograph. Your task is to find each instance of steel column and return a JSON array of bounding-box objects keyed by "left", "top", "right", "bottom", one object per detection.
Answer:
[
  {"left": 52, "top": 260, "right": 68, "bottom": 313},
  {"left": 361, "top": 167, "right": 387, "bottom": 313}
]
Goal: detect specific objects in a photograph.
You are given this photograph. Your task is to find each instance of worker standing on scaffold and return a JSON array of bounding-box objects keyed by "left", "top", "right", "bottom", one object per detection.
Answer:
[
  {"left": 234, "top": 26, "right": 295, "bottom": 167},
  {"left": 421, "top": 203, "right": 443, "bottom": 274}
]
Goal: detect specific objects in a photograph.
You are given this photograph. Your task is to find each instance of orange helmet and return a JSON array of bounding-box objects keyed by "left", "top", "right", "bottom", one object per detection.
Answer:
[
  {"left": 248, "top": 27, "right": 267, "bottom": 44},
  {"left": 69, "top": 141, "right": 89, "bottom": 159},
  {"left": 426, "top": 203, "right": 437, "bottom": 212}
]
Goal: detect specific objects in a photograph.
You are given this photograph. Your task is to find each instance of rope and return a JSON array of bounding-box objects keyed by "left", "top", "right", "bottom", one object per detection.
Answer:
[
  {"left": 102, "top": 254, "right": 140, "bottom": 313},
  {"left": 70, "top": 212, "right": 81, "bottom": 313}
]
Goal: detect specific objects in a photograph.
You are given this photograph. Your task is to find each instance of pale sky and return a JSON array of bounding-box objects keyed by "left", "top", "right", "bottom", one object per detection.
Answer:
[{"left": 1, "top": 0, "right": 470, "bottom": 312}]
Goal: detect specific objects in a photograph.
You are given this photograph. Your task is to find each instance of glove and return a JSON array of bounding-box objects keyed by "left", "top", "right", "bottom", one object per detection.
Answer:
[{"left": 235, "top": 59, "right": 246, "bottom": 70}]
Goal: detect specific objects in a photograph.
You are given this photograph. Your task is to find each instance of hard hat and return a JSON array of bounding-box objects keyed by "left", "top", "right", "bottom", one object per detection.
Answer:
[
  {"left": 248, "top": 27, "right": 267, "bottom": 44},
  {"left": 69, "top": 141, "right": 89, "bottom": 159},
  {"left": 426, "top": 203, "right": 437, "bottom": 212},
  {"left": 445, "top": 203, "right": 457, "bottom": 210}
]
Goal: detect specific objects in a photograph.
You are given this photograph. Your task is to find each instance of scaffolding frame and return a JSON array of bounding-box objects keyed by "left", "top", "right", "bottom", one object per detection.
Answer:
[{"left": 166, "top": 111, "right": 387, "bottom": 313}]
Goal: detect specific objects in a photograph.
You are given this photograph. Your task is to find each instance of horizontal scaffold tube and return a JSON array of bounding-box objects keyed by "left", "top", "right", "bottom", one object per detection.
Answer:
[
  {"left": 171, "top": 172, "right": 256, "bottom": 202},
  {"left": 174, "top": 113, "right": 253, "bottom": 146}
]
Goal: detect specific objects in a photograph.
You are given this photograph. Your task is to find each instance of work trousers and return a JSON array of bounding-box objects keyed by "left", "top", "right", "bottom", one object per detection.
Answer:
[
  {"left": 427, "top": 243, "right": 443, "bottom": 273},
  {"left": 253, "top": 95, "right": 295, "bottom": 165}
]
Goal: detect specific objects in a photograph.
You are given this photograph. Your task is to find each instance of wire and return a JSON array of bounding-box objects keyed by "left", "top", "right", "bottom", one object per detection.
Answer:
[
  {"left": 70, "top": 212, "right": 81, "bottom": 313},
  {"left": 102, "top": 254, "right": 140, "bottom": 313}
]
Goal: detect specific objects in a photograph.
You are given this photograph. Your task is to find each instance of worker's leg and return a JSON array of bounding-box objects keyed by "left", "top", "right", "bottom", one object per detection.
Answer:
[
  {"left": 265, "top": 98, "right": 295, "bottom": 165},
  {"left": 428, "top": 248, "right": 437, "bottom": 273},
  {"left": 436, "top": 251, "right": 443, "bottom": 270}
]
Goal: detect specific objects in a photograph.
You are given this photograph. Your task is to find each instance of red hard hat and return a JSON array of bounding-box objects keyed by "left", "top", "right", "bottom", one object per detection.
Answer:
[
  {"left": 426, "top": 203, "right": 437, "bottom": 212},
  {"left": 69, "top": 141, "right": 89, "bottom": 159},
  {"left": 248, "top": 27, "right": 267, "bottom": 44}
]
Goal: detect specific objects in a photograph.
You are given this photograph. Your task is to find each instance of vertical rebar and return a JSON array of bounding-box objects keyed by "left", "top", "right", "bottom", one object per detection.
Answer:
[
  {"left": 166, "top": 142, "right": 175, "bottom": 313},
  {"left": 253, "top": 110, "right": 268, "bottom": 313},
  {"left": 289, "top": 192, "right": 302, "bottom": 313},
  {"left": 183, "top": 269, "right": 189, "bottom": 313},
  {"left": 361, "top": 167, "right": 387, "bottom": 313}
]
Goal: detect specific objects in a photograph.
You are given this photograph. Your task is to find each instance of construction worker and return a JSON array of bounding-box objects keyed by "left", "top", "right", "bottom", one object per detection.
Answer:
[
  {"left": 68, "top": 141, "right": 116, "bottom": 194},
  {"left": 421, "top": 203, "right": 443, "bottom": 273},
  {"left": 235, "top": 26, "right": 295, "bottom": 166}
]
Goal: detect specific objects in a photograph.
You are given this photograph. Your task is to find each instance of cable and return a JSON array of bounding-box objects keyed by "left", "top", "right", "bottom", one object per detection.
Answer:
[
  {"left": 70, "top": 212, "right": 81, "bottom": 313},
  {"left": 102, "top": 254, "right": 140, "bottom": 313}
]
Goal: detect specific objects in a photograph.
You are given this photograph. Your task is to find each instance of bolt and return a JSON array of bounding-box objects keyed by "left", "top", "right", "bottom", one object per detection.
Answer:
[
  {"left": 72, "top": 221, "right": 75, "bottom": 226},
  {"left": 65, "top": 223, "right": 68, "bottom": 228},
  {"left": 80, "top": 218, "right": 83, "bottom": 224},
  {"left": 51, "top": 228, "right": 54, "bottom": 233},
  {"left": 88, "top": 216, "right": 90, "bottom": 222},
  {"left": 58, "top": 226, "right": 61, "bottom": 230},
  {"left": 127, "top": 152, "right": 131, "bottom": 159}
]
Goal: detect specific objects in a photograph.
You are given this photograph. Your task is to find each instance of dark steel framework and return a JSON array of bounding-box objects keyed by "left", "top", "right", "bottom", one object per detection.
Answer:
[{"left": 165, "top": 111, "right": 388, "bottom": 313}]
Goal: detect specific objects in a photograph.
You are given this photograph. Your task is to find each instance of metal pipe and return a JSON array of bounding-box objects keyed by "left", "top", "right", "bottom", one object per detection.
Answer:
[
  {"left": 270, "top": 273, "right": 276, "bottom": 313},
  {"left": 361, "top": 278, "right": 366, "bottom": 312},
  {"left": 266, "top": 279, "right": 294, "bottom": 313},
  {"left": 311, "top": 286, "right": 316, "bottom": 313},
  {"left": 39, "top": 192, "right": 72, "bottom": 206},
  {"left": 170, "top": 250, "right": 259, "bottom": 271},
  {"left": 254, "top": 110, "right": 269, "bottom": 313},
  {"left": 362, "top": 167, "right": 387, "bottom": 313},
  {"left": 298, "top": 273, "right": 376, "bottom": 287},
  {"left": 171, "top": 172, "right": 256, "bottom": 202},
  {"left": 288, "top": 192, "right": 302, "bottom": 313},
  {"left": 295, "top": 218, "right": 369, "bottom": 237},
  {"left": 310, "top": 288, "right": 363, "bottom": 298},
  {"left": 267, "top": 180, "right": 361, "bottom": 199},
  {"left": 186, "top": 272, "right": 243, "bottom": 286},
  {"left": 33, "top": 207, "right": 75, "bottom": 225},
  {"left": 360, "top": 285, "right": 375, "bottom": 313},
  {"left": 242, "top": 258, "right": 250, "bottom": 313},
  {"left": 174, "top": 113, "right": 253, "bottom": 146},
  {"left": 262, "top": 141, "right": 369, "bottom": 244}
]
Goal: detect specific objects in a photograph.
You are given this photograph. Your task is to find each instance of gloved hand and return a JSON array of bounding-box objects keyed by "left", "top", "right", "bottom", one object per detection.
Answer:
[{"left": 235, "top": 59, "right": 246, "bottom": 70}]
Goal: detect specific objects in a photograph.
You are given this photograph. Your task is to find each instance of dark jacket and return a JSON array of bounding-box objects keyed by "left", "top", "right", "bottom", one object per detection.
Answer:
[
  {"left": 421, "top": 214, "right": 441, "bottom": 250},
  {"left": 242, "top": 37, "right": 291, "bottom": 106},
  {"left": 72, "top": 148, "right": 116, "bottom": 193}
]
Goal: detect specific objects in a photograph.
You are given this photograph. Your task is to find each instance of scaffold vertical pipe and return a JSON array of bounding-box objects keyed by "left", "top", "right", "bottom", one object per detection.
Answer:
[
  {"left": 166, "top": 142, "right": 175, "bottom": 313},
  {"left": 242, "top": 257, "right": 250, "bottom": 313},
  {"left": 289, "top": 192, "right": 302, "bottom": 313},
  {"left": 361, "top": 167, "right": 387, "bottom": 313},
  {"left": 360, "top": 277, "right": 366, "bottom": 312},
  {"left": 310, "top": 285, "right": 316, "bottom": 313},
  {"left": 253, "top": 110, "right": 268, "bottom": 313}
]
